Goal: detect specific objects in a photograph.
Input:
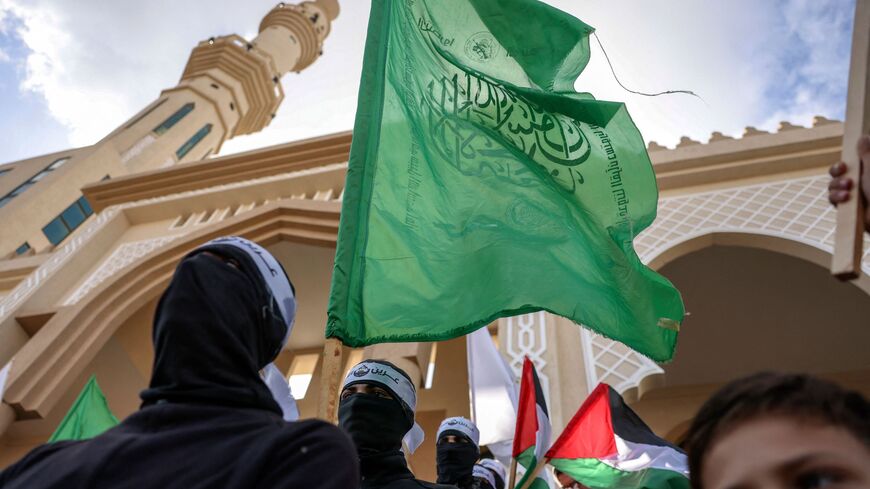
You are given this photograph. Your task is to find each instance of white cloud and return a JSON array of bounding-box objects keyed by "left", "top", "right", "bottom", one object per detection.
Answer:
[
  {"left": 0, "top": 46, "right": 9, "bottom": 62},
  {"left": 0, "top": 0, "right": 855, "bottom": 156}
]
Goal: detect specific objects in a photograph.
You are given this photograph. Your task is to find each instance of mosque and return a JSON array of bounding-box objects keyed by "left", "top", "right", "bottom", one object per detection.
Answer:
[{"left": 0, "top": 0, "right": 868, "bottom": 482}]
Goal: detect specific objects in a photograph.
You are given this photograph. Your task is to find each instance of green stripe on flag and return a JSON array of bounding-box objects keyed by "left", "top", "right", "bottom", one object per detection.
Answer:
[
  {"left": 549, "top": 457, "right": 689, "bottom": 489},
  {"left": 515, "top": 446, "right": 548, "bottom": 489}
]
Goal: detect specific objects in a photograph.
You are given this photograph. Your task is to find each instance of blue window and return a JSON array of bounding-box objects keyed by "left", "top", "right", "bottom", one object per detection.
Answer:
[
  {"left": 61, "top": 202, "right": 86, "bottom": 230},
  {"left": 47, "top": 157, "right": 69, "bottom": 170},
  {"left": 78, "top": 196, "right": 93, "bottom": 216},
  {"left": 10, "top": 182, "right": 33, "bottom": 196},
  {"left": 41, "top": 196, "right": 95, "bottom": 247},
  {"left": 14, "top": 242, "right": 31, "bottom": 255},
  {"left": 154, "top": 103, "right": 194, "bottom": 135},
  {"left": 176, "top": 124, "right": 212, "bottom": 160},
  {"left": 124, "top": 98, "right": 167, "bottom": 129},
  {"left": 42, "top": 217, "right": 69, "bottom": 246},
  {"left": 0, "top": 156, "right": 70, "bottom": 208}
]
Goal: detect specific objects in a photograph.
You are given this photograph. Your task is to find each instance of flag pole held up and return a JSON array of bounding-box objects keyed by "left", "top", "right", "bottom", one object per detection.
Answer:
[
  {"left": 832, "top": 0, "right": 870, "bottom": 280},
  {"left": 317, "top": 337, "right": 344, "bottom": 423},
  {"left": 508, "top": 458, "right": 518, "bottom": 489}
]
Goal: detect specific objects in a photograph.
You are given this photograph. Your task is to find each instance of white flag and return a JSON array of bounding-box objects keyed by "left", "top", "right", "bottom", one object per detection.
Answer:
[
  {"left": 264, "top": 363, "right": 300, "bottom": 422},
  {"left": 0, "top": 360, "right": 11, "bottom": 402},
  {"left": 467, "top": 327, "right": 519, "bottom": 466}
]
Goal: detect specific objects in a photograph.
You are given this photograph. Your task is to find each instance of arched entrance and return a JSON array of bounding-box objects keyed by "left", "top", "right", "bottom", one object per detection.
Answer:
[{"left": 629, "top": 238, "right": 870, "bottom": 440}]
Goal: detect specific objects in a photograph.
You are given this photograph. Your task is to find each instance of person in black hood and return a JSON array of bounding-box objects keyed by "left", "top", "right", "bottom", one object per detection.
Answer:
[
  {"left": 0, "top": 236, "right": 358, "bottom": 489},
  {"left": 339, "top": 359, "right": 453, "bottom": 489},
  {"left": 435, "top": 416, "right": 480, "bottom": 487}
]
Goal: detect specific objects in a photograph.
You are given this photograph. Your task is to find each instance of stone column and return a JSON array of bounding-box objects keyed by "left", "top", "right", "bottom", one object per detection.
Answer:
[{"left": 498, "top": 312, "right": 590, "bottom": 433}]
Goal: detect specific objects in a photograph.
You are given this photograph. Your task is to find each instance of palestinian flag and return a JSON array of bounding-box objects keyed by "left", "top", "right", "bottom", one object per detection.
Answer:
[
  {"left": 546, "top": 383, "right": 689, "bottom": 489},
  {"left": 512, "top": 357, "right": 551, "bottom": 489}
]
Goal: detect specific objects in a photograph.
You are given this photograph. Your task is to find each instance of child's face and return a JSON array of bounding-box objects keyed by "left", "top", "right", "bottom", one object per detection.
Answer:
[{"left": 701, "top": 416, "right": 870, "bottom": 489}]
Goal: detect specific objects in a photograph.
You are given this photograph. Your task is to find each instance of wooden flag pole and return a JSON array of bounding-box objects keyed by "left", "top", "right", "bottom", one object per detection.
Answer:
[
  {"left": 508, "top": 458, "right": 518, "bottom": 489},
  {"left": 832, "top": 0, "right": 870, "bottom": 279},
  {"left": 317, "top": 337, "right": 344, "bottom": 423},
  {"left": 517, "top": 457, "right": 550, "bottom": 489}
]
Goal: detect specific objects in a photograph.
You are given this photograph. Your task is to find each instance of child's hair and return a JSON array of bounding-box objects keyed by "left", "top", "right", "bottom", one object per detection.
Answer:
[{"left": 683, "top": 372, "right": 870, "bottom": 489}]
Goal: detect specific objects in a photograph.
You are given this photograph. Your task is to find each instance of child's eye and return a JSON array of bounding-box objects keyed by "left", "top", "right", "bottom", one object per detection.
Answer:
[{"left": 795, "top": 470, "right": 841, "bottom": 489}]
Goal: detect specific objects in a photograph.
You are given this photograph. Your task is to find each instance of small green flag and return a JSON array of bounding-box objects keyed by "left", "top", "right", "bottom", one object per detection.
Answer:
[
  {"left": 48, "top": 375, "right": 119, "bottom": 443},
  {"left": 327, "top": 0, "right": 685, "bottom": 361}
]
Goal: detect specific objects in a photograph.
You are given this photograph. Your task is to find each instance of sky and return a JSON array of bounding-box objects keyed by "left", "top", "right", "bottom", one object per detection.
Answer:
[{"left": 0, "top": 0, "right": 857, "bottom": 165}]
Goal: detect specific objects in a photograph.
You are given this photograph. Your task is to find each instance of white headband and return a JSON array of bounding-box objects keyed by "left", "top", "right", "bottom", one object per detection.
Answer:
[
  {"left": 473, "top": 465, "right": 497, "bottom": 489},
  {"left": 437, "top": 416, "right": 480, "bottom": 446},
  {"left": 343, "top": 360, "right": 417, "bottom": 411},
  {"left": 201, "top": 237, "right": 298, "bottom": 422},
  {"left": 478, "top": 459, "right": 507, "bottom": 487},
  {"left": 203, "top": 236, "right": 296, "bottom": 346},
  {"left": 343, "top": 360, "right": 424, "bottom": 453}
]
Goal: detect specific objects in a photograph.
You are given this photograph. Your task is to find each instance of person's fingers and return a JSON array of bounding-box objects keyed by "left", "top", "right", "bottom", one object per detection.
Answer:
[
  {"left": 857, "top": 135, "right": 870, "bottom": 159},
  {"left": 829, "top": 189, "right": 850, "bottom": 205},
  {"left": 828, "top": 177, "right": 853, "bottom": 191},
  {"left": 830, "top": 161, "right": 848, "bottom": 177}
]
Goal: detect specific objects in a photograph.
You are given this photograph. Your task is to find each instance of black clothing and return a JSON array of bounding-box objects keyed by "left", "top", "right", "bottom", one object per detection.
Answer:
[
  {"left": 141, "top": 247, "right": 287, "bottom": 412},
  {"left": 471, "top": 479, "right": 495, "bottom": 489},
  {"left": 339, "top": 391, "right": 448, "bottom": 489},
  {"left": 359, "top": 450, "right": 455, "bottom": 489},
  {"left": 0, "top": 404, "right": 357, "bottom": 489},
  {"left": 0, "top": 244, "right": 358, "bottom": 488},
  {"left": 435, "top": 434, "right": 478, "bottom": 487},
  {"left": 340, "top": 394, "right": 410, "bottom": 454}
]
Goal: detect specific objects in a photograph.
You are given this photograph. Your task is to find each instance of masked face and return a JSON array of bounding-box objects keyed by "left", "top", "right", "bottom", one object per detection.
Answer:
[
  {"left": 436, "top": 435, "right": 479, "bottom": 484},
  {"left": 141, "top": 250, "right": 284, "bottom": 412},
  {"left": 338, "top": 393, "right": 412, "bottom": 456}
]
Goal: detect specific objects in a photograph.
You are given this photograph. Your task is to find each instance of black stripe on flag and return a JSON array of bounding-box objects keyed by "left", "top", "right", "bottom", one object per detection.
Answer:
[
  {"left": 531, "top": 364, "right": 549, "bottom": 418},
  {"left": 608, "top": 387, "right": 684, "bottom": 452}
]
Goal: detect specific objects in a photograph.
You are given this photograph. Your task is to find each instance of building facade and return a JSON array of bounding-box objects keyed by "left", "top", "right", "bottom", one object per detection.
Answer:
[
  {"left": 1, "top": 2, "right": 869, "bottom": 483},
  {"left": 0, "top": 0, "right": 338, "bottom": 259}
]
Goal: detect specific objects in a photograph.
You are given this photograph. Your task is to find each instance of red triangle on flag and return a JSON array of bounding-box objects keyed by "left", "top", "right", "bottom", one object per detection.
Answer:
[
  {"left": 512, "top": 357, "right": 540, "bottom": 457},
  {"left": 546, "top": 383, "right": 617, "bottom": 459}
]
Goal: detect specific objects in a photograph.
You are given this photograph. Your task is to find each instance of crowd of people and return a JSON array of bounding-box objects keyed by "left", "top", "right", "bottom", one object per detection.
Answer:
[{"left": 0, "top": 142, "right": 869, "bottom": 487}]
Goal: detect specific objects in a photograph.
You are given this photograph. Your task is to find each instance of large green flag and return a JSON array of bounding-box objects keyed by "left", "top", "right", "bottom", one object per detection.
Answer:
[
  {"left": 49, "top": 375, "right": 119, "bottom": 443},
  {"left": 327, "top": 0, "right": 685, "bottom": 361}
]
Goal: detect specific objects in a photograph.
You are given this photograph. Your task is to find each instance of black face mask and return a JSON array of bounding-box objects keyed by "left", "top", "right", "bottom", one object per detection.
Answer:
[
  {"left": 338, "top": 393, "right": 411, "bottom": 456},
  {"left": 436, "top": 440, "right": 479, "bottom": 484},
  {"left": 140, "top": 248, "right": 285, "bottom": 414}
]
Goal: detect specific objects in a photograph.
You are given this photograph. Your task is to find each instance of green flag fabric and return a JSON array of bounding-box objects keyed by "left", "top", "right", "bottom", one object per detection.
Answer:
[
  {"left": 49, "top": 375, "right": 119, "bottom": 443},
  {"left": 327, "top": 0, "right": 685, "bottom": 361}
]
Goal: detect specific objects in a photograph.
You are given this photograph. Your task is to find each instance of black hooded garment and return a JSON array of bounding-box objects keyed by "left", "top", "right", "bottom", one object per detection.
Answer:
[
  {"left": 0, "top": 244, "right": 358, "bottom": 489},
  {"left": 358, "top": 451, "right": 457, "bottom": 489},
  {"left": 338, "top": 360, "right": 454, "bottom": 489}
]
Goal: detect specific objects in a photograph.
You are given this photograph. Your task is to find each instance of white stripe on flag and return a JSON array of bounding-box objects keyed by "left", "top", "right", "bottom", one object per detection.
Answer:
[
  {"left": 599, "top": 434, "right": 689, "bottom": 476},
  {"left": 534, "top": 404, "right": 551, "bottom": 463}
]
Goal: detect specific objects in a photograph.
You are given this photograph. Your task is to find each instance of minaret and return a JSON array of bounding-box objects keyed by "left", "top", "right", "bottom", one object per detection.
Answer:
[
  {"left": 111, "top": 0, "right": 340, "bottom": 173},
  {"left": 0, "top": 1, "right": 339, "bottom": 258}
]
